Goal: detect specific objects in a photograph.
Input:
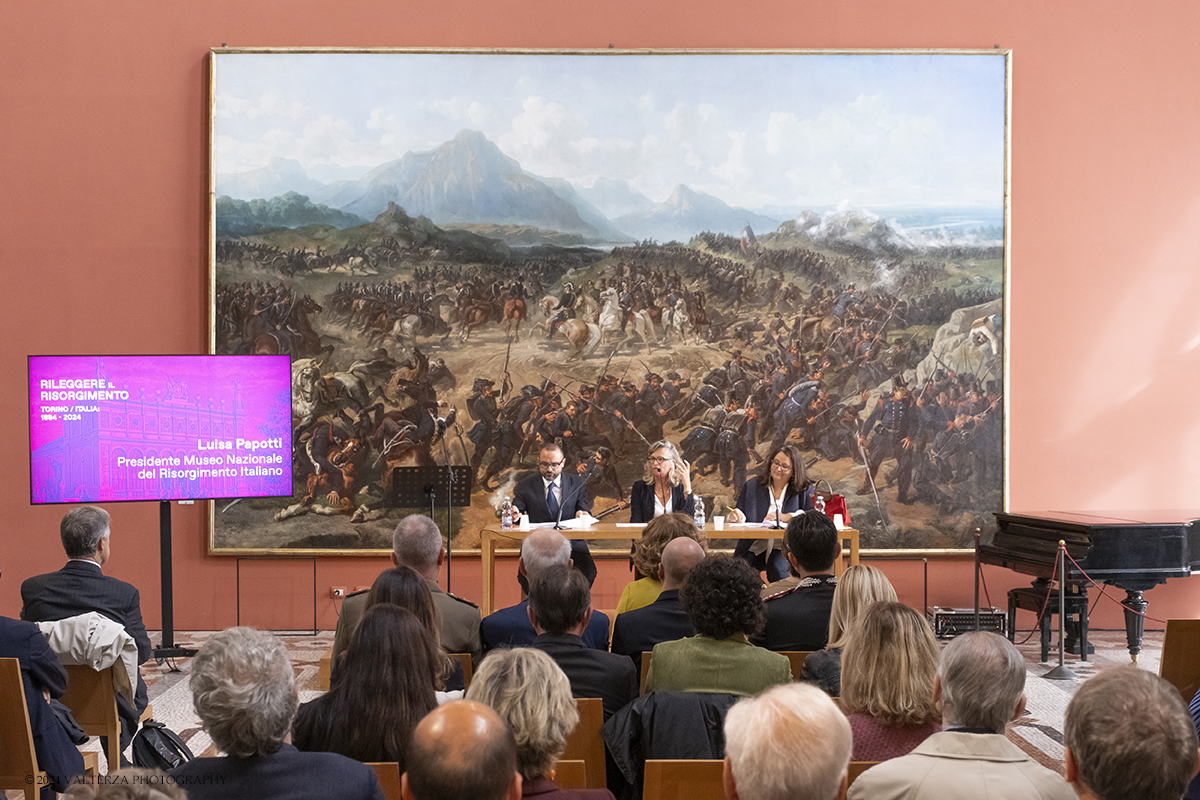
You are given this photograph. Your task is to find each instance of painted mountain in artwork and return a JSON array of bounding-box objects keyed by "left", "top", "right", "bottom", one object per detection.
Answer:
[
  {"left": 327, "top": 130, "right": 623, "bottom": 240},
  {"left": 613, "top": 184, "right": 785, "bottom": 243}
]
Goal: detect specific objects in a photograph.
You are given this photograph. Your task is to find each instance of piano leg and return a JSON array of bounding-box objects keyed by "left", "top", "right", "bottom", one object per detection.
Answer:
[{"left": 1121, "top": 589, "right": 1148, "bottom": 662}]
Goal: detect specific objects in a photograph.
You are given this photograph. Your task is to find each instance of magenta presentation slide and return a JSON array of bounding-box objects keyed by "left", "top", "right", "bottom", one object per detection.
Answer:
[{"left": 29, "top": 355, "right": 293, "bottom": 504}]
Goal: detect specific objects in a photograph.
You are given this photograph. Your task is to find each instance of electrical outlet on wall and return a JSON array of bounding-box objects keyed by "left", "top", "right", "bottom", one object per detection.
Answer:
[{"left": 331, "top": 587, "right": 346, "bottom": 598}]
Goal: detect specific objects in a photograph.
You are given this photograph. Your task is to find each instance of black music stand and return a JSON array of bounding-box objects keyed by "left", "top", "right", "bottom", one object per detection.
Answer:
[{"left": 389, "top": 466, "right": 472, "bottom": 592}]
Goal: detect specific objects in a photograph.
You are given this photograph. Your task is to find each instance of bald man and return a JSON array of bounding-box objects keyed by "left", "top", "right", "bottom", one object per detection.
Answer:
[
  {"left": 481, "top": 529, "right": 610, "bottom": 653},
  {"left": 724, "top": 683, "right": 852, "bottom": 800},
  {"left": 401, "top": 700, "right": 521, "bottom": 800},
  {"left": 611, "top": 537, "right": 706, "bottom": 664}
]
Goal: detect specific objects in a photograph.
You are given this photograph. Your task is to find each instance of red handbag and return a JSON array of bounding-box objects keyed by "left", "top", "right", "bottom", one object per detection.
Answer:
[{"left": 815, "top": 480, "right": 850, "bottom": 526}]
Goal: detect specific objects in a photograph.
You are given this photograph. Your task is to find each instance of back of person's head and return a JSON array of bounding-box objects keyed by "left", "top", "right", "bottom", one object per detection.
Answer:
[
  {"left": 633, "top": 512, "right": 707, "bottom": 579},
  {"left": 841, "top": 602, "right": 939, "bottom": 727},
  {"left": 403, "top": 700, "right": 521, "bottom": 800},
  {"left": 527, "top": 564, "right": 589, "bottom": 635},
  {"left": 520, "top": 530, "right": 571, "bottom": 580},
  {"left": 190, "top": 626, "right": 297, "bottom": 757},
  {"left": 660, "top": 536, "right": 707, "bottom": 587},
  {"left": 826, "top": 565, "right": 897, "bottom": 649},
  {"left": 724, "top": 683, "right": 851, "bottom": 800},
  {"left": 61, "top": 505, "right": 110, "bottom": 559},
  {"left": 322, "top": 604, "right": 441, "bottom": 763},
  {"left": 938, "top": 631, "right": 1026, "bottom": 732},
  {"left": 65, "top": 768, "right": 187, "bottom": 800},
  {"left": 679, "top": 554, "right": 764, "bottom": 640},
  {"left": 393, "top": 514, "right": 443, "bottom": 572},
  {"left": 784, "top": 512, "right": 839, "bottom": 573},
  {"left": 366, "top": 565, "right": 439, "bottom": 632},
  {"left": 466, "top": 648, "right": 579, "bottom": 780},
  {"left": 1065, "top": 666, "right": 1200, "bottom": 800}
]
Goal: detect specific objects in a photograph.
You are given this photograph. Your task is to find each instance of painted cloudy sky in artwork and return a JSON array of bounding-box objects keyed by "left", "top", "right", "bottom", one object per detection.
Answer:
[{"left": 214, "top": 51, "right": 1007, "bottom": 211}]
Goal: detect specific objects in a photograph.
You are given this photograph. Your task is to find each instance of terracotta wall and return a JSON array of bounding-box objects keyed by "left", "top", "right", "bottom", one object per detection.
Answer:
[{"left": 4, "top": 1, "right": 1200, "bottom": 633}]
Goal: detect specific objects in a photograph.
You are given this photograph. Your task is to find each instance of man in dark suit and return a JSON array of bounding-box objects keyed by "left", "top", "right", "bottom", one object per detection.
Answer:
[
  {"left": 170, "top": 627, "right": 384, "bottom": 800},
  {"left": 611, "top": 536, "right": 705, "bottom": 664},
  {"left": 511, "top": 442, "right": 596, "bottom": 584},
  {"left": 20, "top": 506, "right": 151, "bottom": 758},
  {"left": 529, "top": 565, "right": 637, "bottom": 721},
  {"left": 754, "top": 511, "right": 839, "bottom": 652},
  {"left": 480, "top": 529, "right": 609, "bottom": 653},
  {"left": 1, "top": 570, "right": 86, "bottom": 797}
]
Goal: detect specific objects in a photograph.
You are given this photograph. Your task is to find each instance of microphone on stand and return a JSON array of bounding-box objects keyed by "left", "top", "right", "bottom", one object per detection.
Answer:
[{"left": 553, "top": 477, "right": 587, "bottom": 531}]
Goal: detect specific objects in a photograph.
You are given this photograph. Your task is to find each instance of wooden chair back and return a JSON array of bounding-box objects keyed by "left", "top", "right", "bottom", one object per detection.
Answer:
[
  {"left": 449, "top": 653, "right": 473, "bottom": 690},
  {"left": 640, "top": 651, "right": 652, "bottom": 694},
  {"left": 1160, "top": 619, "right": 1200, "bottom": 702},
  {"left": 366, "top": 762, "right": 403, "bottom": 800},
  {"left": 318, "top": 646, "right": 333, "bottom": 691},
  {"left": 642, "top": 759, "right": 725, "bottom": 800},
  {"left": 61, "top": 664, "right": 123, "bottom": 769},
  {"left": 554, "top": 759, "right": 588, "bottom": 789},
  {"left": 561, "top": 696, "right": 606, "bottom": 789},
  {"left": 0, "top": 658, "right": 46, "bottom": 800},
  {"left": 848, "top": 761, "right": 881, "bottom": 786},
  {"left": 780, "top": 650, "right": 813, "bottom": 679}
]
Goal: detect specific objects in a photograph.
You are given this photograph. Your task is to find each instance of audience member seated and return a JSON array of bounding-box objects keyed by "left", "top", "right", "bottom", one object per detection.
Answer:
[
  {"left": 467, "top": 647, "right": 616, "bottom": 800},
  {"left": 727, "top": 444, "right": 814, "bottom": 582},
  {"left": 21, "top": 506, "right": 152, "bottom": 758},
  {"left": 528, "top": 565, "right": 638, "bottom": 721},
  {"left": 1066, "top": 666, "right": 1199, "bottom": 800},
  {"left": 1, "top": 569, "right": 85, "bottom": 797},
  {"left": 401, "top": 700, "right": 522, "bottom": 800},
  {"left": 482, "top": 530, "right": 609, "bottom": 653},
  {"left": 645, "top": 554, "right": 790, "bottom": 696},
  {"left": 341, "top": 565, "right": 463, "bottom": 691},
  {"left": 754, "top": 511, "right": 839, "bottom": 652},
  {"left": 611, "top": 537, "right": 706, "bottom": 664},
  {"left": 616, "top": 512, "right": 707, "bottom": 614},
  {"left": 334, "top": 513, "right": 481, "bottom": 665},
  {"left": 169, "top": 627, "right": 385, "bottom": 800},
  {"left": 840, "top": 602, "right": 941, "bottom": 761},
  {"left": 848, "top": 631, "right": 1073, "bottom": 800},
  {"left": 65, "top": 768, "right": 186, "bottom": 800},
  {"left": 628, "top": 440, "right": 696, "bottom": 524},
  {"left": 724, "top": 682, "right": 852, "bottom": 800},
  {"left": 801, "top": 564, "right": 897, "bottom": 696},
  {"left": 293, "top": 605, "right": 440, "bottom": 767}
]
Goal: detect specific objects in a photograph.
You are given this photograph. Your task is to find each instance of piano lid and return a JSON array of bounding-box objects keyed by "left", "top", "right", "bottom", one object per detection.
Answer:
[{"left": 1005, "top": 510, "right": 1200, "bottom": 526}]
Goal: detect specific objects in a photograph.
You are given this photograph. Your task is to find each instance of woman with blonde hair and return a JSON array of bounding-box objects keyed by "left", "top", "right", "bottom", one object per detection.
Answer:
[
  {"left": 629, "top": 440, "right": 695, "bottom": 523},
  {"left": 467, "top": 648, "right": 615, "bottom": 800},
  {"left": 800, "top": 564, "right": 898, "bottom": 696},
  {"left": 615, "top": 512, "right": 708, "bottom": 614},
  {"left": 840, "top": 601, "right": 942, "bottom": 761}
]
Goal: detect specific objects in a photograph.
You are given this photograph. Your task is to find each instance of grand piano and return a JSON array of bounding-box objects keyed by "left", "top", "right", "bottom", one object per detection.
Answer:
[{"left": 980, "top": 511, "right": 1200, "bottom": 660}]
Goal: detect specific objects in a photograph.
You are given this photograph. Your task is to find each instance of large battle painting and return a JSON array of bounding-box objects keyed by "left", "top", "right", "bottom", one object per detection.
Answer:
[{"left": 209, "top": 49, "right": 1009, "bottom": 554}]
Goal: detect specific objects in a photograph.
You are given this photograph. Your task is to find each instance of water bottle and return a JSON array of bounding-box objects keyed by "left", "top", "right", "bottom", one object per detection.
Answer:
[
  {"left": 501, "top": 498, "right": 513, "bottom": 530},
  {"left": 813, "top": 493, "right": 826, "bottom": 517},
  {"left": 693, "top": 495, "right": 706, "bottom": 530}
]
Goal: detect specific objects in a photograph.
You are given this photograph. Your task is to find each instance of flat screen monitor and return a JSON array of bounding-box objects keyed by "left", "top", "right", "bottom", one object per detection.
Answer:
[{"left": 28, "top": 355, "right": 293, "bottom": 504}]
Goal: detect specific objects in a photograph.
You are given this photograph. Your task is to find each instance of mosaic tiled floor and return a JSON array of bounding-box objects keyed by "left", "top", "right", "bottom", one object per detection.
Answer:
[{"left": 9, "top": 626, "right": 1159, "bottom": 795}]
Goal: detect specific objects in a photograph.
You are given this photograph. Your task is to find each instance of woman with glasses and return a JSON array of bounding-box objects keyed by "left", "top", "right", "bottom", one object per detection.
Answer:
[
  {"left": 629, "top": 440, "right": 695, "bottom": 524},
  {"left": 726, "top": 444, "right": 814, "bottom": 581}
]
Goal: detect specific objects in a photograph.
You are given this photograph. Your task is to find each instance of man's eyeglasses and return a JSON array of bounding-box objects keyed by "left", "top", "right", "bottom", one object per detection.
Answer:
[{"left": 538, "top": 460, "right": 564, "bottom": 468}]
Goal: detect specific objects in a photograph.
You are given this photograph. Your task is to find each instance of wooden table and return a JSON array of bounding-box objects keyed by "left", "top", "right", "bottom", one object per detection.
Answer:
[{"left": 479, "top": 522, "right": 860, "bottom": 615}]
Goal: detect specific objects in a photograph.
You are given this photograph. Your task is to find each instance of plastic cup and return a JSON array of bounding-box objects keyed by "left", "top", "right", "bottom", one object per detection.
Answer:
[
  {"left": 519, "top": 514, "right": 530, "bottom": 531},
  {"left": 714, "top": 516, "right": 725, "bottom": 531}
]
